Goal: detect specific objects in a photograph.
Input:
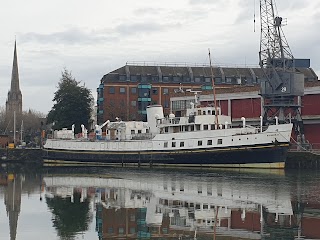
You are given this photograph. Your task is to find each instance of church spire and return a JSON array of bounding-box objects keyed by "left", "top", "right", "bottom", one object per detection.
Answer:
[
  {"left": 11, "top": 40, "right": 20, "bottom": 92},
  {"left": 6, "top": 40, "right": 22, "bottom": 114}
]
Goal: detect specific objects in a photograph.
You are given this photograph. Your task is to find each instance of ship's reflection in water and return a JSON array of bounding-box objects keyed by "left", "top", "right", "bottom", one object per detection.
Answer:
[{"left": 1, "top": 166, "right": 320, "bottom": 240}]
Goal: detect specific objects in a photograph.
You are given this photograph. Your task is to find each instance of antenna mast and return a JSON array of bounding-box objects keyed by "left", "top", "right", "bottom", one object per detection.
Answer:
[{"left": 208, "top": 49, "right": 219, "bottom": 128}]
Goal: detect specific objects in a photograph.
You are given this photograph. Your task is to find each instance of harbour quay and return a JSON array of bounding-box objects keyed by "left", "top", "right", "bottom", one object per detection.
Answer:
[
  {"left": 0, "top": 148, "right": 42, "bottom": 163},
  {"left": 286, "top": 149, "right": 320, "bottom": 169}
]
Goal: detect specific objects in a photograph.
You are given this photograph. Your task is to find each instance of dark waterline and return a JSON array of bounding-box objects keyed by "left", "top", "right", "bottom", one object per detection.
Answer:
[{"left": 1, "top": 163, "right": 320, "bottom": 240}]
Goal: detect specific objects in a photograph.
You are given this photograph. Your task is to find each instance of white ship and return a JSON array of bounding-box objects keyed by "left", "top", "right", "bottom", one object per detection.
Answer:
[{"left": 43, "top": 95, "right": 293, "bottom": 169}]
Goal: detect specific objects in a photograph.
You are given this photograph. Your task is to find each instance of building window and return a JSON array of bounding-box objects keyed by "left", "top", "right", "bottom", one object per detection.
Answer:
[
  {"left": 108, "top": 227, "right": 113, "bottom": 234},
  {"left": 217, "top": 139, "right": 222, "bottom": 144},
  {"left": 163, "top": 88, "right": 169, "bottom": 94},
  {"left": 131, "top": 75, "right": 137, "bottom": 82},
  {"left": 152, "top": 88, "right": 158, "bottom": 94},
  {"left": 226, "top": 77, "right": 232, "bottom": 84},
  {"left": 130, "top": 214, "right": 135, "bottom": 221},
  {"left": 205, "top": 77, "right": 211, "bottom": 83},
  {"left": 138, "top": 87, "right": 151, "bottom": 98},
  {"left": 207, "top": 140, "right": 212, "bottom": 145},
  {"left": 119, "top": 227, "right": 124, "bottom": 235},
  {"left": 164, "top": 142, "right": 168, "bottom": 148},
  {"left": 131, "top": 87, "right": 137, "bottom": 94},
  {"left": 183, "top": 76, "right": 191, "bottom": 82},
  {"left": 215, "top": 77, "right": 222, "bottom": 84},
  {"left": 120, "top": 87, "right": 125, "bottom": 94},
  {"left": 173, "top": 76, "right": 180, "bottom": 82},
  {"left": 172, "top": 142, "right": 176, "bottom": 147},
  {"left": 180, "top": 142, "right": 184, "bottom": 147},
  {"left": 131, "top": 101, "right": 136, "bottom": 107},
  {"left": 130, "top": 227, "right": 136, "bottom": 234},
  {"left": 152, "top": 76, "right": 159, "bottom": 82},
  {"left": 131, "top": 130, "right": 135, "bottom": 134},
  {"left": 141, "top": 76, "right": 147, "bottom": 82},
  {"left": 195, "top": 77, "right": 201, "bottom": 82},
  {"left": 109, "top": 87, "right": 115, "bottom": 94},
  {"left": 198, "top": 140, "right": 202, "bottom": 146},
  {"left": 164, "top": 100, "right": 169, "bottom": 108},
  {"left": 119, "top": 75, "right": 126, "bottom": 81},
  {"left": 163, "top": 76, "right": 169, "bottom": 82}
]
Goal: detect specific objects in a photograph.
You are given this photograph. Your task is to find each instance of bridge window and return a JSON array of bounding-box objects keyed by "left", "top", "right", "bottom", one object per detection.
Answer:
[
  {"left": 198, "top": 140, "right": 202, "bottom": 146},
  {"left": 164, "top": 142, "right": 168, "bottom": 148},
  {"left": 180, "top": 142, "right": 184, "bottom": 147},
  {"left": 217, "top": 139, "right": 222, "bottom": 145},
  {"left": 172, "top": 142, "right": 176, "bottom": 147},
  {"left": 207, "top": 140, "right": 212, "bottom": 145}
]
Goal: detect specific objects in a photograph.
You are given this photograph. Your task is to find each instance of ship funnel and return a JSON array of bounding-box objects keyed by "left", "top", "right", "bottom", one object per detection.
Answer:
[{"left": 147, "top": 105, "right": 164, "bottom": 134}]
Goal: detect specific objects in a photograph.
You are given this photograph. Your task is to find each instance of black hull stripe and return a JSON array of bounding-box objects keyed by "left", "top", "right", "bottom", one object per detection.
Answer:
[{"left": 44, "top": 143, "right": 289, "bottom": 155}]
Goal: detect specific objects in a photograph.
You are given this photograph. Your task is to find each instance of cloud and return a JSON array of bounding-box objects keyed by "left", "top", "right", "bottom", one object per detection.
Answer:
[
  {"left": 133, "top": 7, "right": 166, "bottom": 16},
  {"left": 19, "top": 28, "right": 118, "bottom": 45},
  {"left": 18, "top": 21, "right": 182, "bottom": 45},
  {"left": 115, "top": 22, "right": 182, "bottom": 36},
  {"left": 189, "top": 0, "right": 222, "bottom": 5}
]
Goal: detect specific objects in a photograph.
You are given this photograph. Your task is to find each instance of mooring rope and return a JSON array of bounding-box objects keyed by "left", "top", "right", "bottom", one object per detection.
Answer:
[{"left": 278, "top": 130, "right": 319, "bottom": 156}]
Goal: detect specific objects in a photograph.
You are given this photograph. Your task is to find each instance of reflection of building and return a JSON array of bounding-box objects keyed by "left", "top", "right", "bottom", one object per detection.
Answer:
[
  {"left": 4, "top": 174, "right": 23, "bottom": 240},
  {"left": 44, "top": 170, "right": 308, "bottom": 239},
  {"left": 0, "top": 172, "right": 42, "bottom": 240}
]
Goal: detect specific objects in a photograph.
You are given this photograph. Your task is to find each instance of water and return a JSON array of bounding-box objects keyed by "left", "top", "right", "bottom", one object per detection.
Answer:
[{"left": 1, "top": 165, "right": 320, "bottom": 240}]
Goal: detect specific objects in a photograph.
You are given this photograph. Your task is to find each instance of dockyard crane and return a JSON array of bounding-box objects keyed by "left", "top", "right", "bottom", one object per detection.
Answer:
[{"left": 259, "top": 0, "right": 309, "bottom": 146}]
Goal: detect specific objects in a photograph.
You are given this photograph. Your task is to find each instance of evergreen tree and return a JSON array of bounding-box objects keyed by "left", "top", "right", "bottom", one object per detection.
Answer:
[{"left": 47, "top": 69, "right": 93, "bottom": 133}]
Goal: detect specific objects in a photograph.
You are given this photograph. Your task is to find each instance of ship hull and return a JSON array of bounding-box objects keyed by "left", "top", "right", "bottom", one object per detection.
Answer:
[{"left": 43, "top": 142, "right": 289, "bottom": 169}]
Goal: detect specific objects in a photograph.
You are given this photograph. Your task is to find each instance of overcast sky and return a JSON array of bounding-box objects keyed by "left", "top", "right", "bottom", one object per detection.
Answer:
[{"left": 0, "top": 0, "right": 319, "bottom": 114}]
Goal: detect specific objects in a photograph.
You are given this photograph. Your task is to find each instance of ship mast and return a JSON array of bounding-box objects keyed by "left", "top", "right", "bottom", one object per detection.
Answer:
[{"left": 208, "top": 49, "right": 219, "bottom": 129}]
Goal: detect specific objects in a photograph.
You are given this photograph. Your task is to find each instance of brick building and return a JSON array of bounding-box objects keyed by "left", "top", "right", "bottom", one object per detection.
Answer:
[{"left": 97, "top": 63, "right": 317, "bottom": 124}]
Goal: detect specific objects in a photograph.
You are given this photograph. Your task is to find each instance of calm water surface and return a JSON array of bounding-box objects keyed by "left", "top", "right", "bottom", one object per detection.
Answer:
[{"left": 1, "top": 164, "right": 320, "bottom": 240}]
